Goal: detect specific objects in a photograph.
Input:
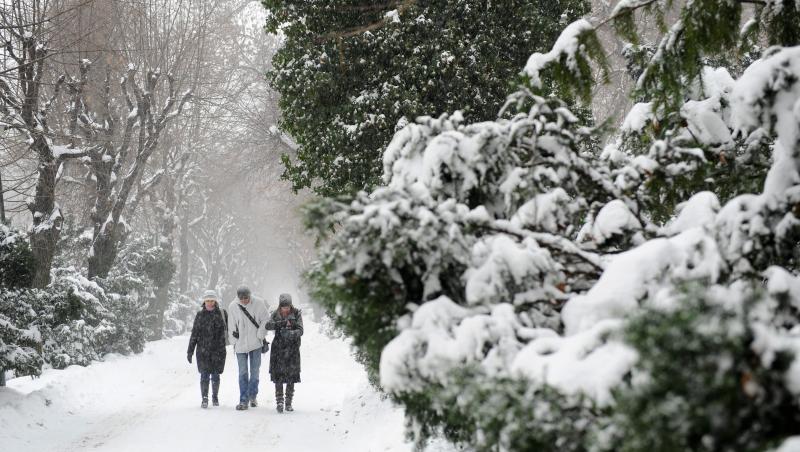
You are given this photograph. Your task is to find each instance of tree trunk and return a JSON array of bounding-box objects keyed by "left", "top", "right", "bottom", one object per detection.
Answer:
[
  {"left": 148, "top": 172, "right": 178, "bottom": 339},
  {"left": 179, "top": 212, "right": 189, "bottom": 292},
  {"left": 87, "top": 223, "right": 125, "bottom": 279},
  {"left": 0, "top": 170, "right": 6, "bottom": 224},
  {"left": 0, "top": 369, "right": 5, "bottom": 386},
  {"left": 86, "top": 153, "right": 119, "bottom": 280},
  {"left": 147, "top": 283, "right": 170, "bottom": 340},
  {"left": 208, "top": 257, "right": 219, "bottom": 289},
  {"left": 29, "top": 137, "right": 62, "bottom": 288}
]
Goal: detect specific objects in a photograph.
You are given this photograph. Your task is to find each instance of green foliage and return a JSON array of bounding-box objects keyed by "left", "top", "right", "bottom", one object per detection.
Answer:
[
  {"left": 144, "top": 246, "right": 176, "bottom": 288},
  {"left": 396, "top": 366, "right": 603, "bottom": 451},
  {"left": 0, "top": 228, "right": 148, "bottom": 376},
  {"left": 52, "top": 215, "right": 93, "bottom": 270},
  {"left": 0, "top": 225, "right": 34, "bottom": 289},
  {"left": 104, "top": 235, "right": 178, "bottom": 338},
  {"left": 0, "top": 289, "right": 43, "bottom": 377},
  {"left": 40, "top": 267, "right": 146, "bottom": 366},
  {"left": 611, "top": 0, "right": 800, "bottom": 112},
  {"left": 0, "top": 267, "right": 147, "bottom": 372},
  {"left": 527, "top": 24, "right": 610, "bottom": 104},
  {"left": 264, "top": 0, "right": 588, "bottom": 196},
  {"left": 633, "top": 137, "right": 770, "bottom": 223},
  {"left": 752, "top": 0, "right": 800, "bottom": 47},
  {"left": 306, "top": 258, "right": 405, "bottom": 383},
  {"left": 162, "top": 293, "right": 198, "bottom": 338},
  {"left": 609, "top": 47, "right": 771, "bottom": 223},
  {"left": 612, "top": 282, "right": 800, "bottom": 452},
  {"left": 291, "top": 0, "right": 800, "bottom": 448}
]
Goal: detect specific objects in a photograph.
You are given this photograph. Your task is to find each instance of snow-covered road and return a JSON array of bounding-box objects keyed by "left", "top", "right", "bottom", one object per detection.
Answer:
[{"left": 0, "top": 316, "right": 439, "bottom": 452}]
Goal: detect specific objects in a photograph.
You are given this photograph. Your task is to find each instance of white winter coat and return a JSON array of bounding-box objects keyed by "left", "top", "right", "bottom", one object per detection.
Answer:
[{"left": 227, "top": 297, "right": 270, "bottom": 354}]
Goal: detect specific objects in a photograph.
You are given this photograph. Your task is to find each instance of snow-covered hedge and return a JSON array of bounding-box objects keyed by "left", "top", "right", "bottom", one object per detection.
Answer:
[
  {"left": 0, "top": 225, "right": 34, "bottom": 289},
  {"left": 1, "top": 262, "right": 147, "bottom": 377},
  {"left": 162, "top": 293, "right": 199, "bottom": 338},
  {"left": 305, "top": 3, "right": 800, "bottom": 448}
]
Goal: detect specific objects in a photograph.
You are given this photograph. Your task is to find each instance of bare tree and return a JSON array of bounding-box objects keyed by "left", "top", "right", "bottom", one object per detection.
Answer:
[
  {"left": 64, "top": 60, "right": 190, "bottom": 279},
  {"left": 0, "top": 0, "right": 91, "bottom": 286}
]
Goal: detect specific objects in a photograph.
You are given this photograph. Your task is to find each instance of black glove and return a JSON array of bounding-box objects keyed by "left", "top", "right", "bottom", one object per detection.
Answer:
[{"left": 187, "top": 353, "right": 193, "bottom": 363}]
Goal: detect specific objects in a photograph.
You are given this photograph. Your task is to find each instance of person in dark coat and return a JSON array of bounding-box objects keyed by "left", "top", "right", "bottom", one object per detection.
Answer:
[
  {"left": 265, "top": 293, "right": 303, "bottom": 413},
  {"left": 187, "top": 289, "right": 228, "bottom": 409}
]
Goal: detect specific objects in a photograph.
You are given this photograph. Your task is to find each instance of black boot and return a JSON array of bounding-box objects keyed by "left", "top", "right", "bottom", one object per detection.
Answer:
[
  {"left": 275, "top": 383, "right": 284, "bottom": 413},
  {"left": 285, "top": 383, "right": 294, "bottom": 412},
  {"left": 200, "top": 379, "right": 210, "bottom": 409},
  {"left": 212, "top": 379, "right": 220, "bottom": 407}
]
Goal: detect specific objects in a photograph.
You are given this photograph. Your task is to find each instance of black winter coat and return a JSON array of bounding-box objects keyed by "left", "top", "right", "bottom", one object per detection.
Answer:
[
  {"left": 266, "top": 307, "right": 303, "bottom": 383},
  {"left": 187, "top": 307, "right": 227, "bottom": 374}
]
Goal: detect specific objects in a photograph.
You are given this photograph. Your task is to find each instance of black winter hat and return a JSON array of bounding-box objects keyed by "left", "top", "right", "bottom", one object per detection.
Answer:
[
  {"left": 279, "top": 293, "right": 292, "bottom": 307},
  {"left": 237, "top": 286, "right": 251, "bottom": 299}
]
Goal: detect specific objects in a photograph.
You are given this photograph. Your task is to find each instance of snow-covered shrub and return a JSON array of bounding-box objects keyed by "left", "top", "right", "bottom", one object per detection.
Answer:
[
  {"left": 162, "top": 293, "right": 197, "bottom": 338},
  {"left": 52, "top": 215, "right": 93, "bottom": 270},
  {"left": 0, "top": 289, "right": 43, "bottom": 378},
  {"left": 103, "top": 235, "right": 178, "bottom": 339},
  {"left": 0, "top": 225, "right": 34, "bottom": 289},
  {"left": 610, "top": 280, "right": 800, "bottom": 452},
  {"left": 306, "top": 95, "right": 620, "bottom": 380},
  {"left": 1, "top": 232, "right": 153, "bottom": 375},
  {"left": 39, "top": 267, "right": 145, "bottom": 367},
  {"left": 301, "top": 0, "right": 800, "bottom": 447},
  {"left": 396, "top": 366, "right": 603, "bottom": 451}
]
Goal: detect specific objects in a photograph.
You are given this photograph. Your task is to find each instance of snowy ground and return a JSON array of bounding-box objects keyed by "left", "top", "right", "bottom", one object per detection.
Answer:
[{"left": 0, "top": 315, "right": 452, "bottom": 452}]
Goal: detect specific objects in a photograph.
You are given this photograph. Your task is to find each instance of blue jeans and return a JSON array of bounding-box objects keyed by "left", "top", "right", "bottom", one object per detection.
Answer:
[{"left": 236, "top": 350, "right": 261, "bottom": 403}]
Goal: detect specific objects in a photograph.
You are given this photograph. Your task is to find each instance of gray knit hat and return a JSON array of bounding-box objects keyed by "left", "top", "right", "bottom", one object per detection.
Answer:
[
  {"left": 278, "top": 293, "right": 292, "bottom": 307},
  {"left": 202, "top": 289, "right": 219, "bottom": 301}
]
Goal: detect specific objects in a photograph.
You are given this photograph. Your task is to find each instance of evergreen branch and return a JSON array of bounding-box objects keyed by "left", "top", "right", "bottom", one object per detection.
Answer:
[
  {"left": 598, "top": 0, "right": 661, "bottom": 27},
  {"left": 316, "top": 0, "right": 416, "bottom": 42}
]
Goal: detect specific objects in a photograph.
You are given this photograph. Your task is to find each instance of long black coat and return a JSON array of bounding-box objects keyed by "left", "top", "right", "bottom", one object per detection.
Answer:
[
  {"left": 187, "top": 306, "right": 227, "bottom": 374},
  {"left": 266, "top": 307, "right": 303, "bottom": 383}
]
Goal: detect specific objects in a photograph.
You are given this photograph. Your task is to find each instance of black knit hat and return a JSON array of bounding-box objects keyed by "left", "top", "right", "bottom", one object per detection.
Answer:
[{"left": 237, "top": 286, "right": 251, "bottom": 299}]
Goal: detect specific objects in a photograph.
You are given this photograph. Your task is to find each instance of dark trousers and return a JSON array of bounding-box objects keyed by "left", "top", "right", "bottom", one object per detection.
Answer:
[
  {"left": 275, "top": 382, "right": 295, "bottom": 406},
  {"left": 200, "top": 372, "right": 220, "bottom": 399}
]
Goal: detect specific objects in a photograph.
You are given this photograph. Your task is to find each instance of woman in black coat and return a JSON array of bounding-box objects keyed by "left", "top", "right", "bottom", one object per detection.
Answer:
[
  {"left": 265, "top": 293, "right": 303, "bottom": 413},
  {"left": 187, "top": 289, "right": 228, "bottom": 409}
]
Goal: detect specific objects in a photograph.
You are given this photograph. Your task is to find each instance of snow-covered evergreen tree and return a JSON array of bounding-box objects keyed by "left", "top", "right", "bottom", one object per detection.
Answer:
[
  {"left": 264, "top": 0, "right": 588, "bottom": 196},
  {"left": 305, "top": 0, "right": 800, "bottom": 448},
  {"left": 0, "top": 225, "right": 34, "bottom": 289}
]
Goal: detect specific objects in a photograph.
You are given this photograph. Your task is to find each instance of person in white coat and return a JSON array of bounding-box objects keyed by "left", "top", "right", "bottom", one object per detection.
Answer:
[{"left": 228, "top": 286, "right": 270, "bottom": 411}]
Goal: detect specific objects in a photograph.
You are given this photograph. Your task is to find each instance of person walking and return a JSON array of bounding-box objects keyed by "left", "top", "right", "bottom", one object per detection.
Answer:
[
  {"left": 266, "top": 293, "right": 303, "bottom": 413},
  {"left": 228, "top": 285, "right": 270, "bottom": 411},
  {"left": 187, "top": 289, "right": 228, "bottom": 409}
]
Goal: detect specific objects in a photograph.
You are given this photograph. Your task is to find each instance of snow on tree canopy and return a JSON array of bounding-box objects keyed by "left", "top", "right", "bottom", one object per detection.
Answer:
[
  {"left": 730, "top": 46, "right": 800, "bottom": 197},
  {"left": 373, "top": 51, "right": 800, "bottom": 409},
  {"left": 523, "top": 19, "right": 594, "bottom": 89},
  {"left": 307, "top": 4, "right": 800, "bottom": 445},
  {"left": 621, "top": 102, "right": 654, "bottom": 134},
  {"left": 589, "top": 200, "right": 642, "bottom": 245}
]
